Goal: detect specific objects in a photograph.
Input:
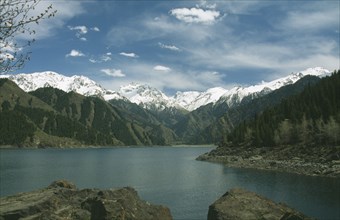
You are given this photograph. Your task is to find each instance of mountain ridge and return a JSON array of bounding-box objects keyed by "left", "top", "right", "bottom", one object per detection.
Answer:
[
  {"left": 1, "top": 69, "right": 335, "bottom": 147},
  {"left": 0, "top": 67, "right": 331, "bottom": 112}
]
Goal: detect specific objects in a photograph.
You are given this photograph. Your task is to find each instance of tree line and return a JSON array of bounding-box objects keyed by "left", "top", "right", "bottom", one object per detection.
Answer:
[{"left": 224, "top": 70, "right": 340, "bottom": 147}]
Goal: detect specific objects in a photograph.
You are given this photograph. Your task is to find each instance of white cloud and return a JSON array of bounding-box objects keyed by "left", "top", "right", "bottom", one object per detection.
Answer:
[
  {"left": 184, "top": 35, "right": 340, "bottom": 78},
  {"left": 0, "top": 41, "right": 22, "bottom": 69},
  {"left": 101, "top": 56, "right": 111, "bottom": 62},
  {"left": 145, "top": 15, "right": 217, "bottom": 43},
  {"left": 107, "top": 14, "right": 219, "bottom": 47},
  {"left": 119, "top": 52, "right": 138, "bottom": 58},
  {"left": 0, "top": 41, "right": 21, "bottom": 62},
  {"left": 89, "top": 53, "right": 112, "bottom": 63},
  {"left": 279, "top": 8, "right": 339, "bottom": 32},
  {"left": 101, "top": 69, "right": 126, "bottom": 77},
  {"left": 158, "top": 42, "right": 181, "bottom": 51},
  {"left": 153, "top": 65, "right": 171, "bottom": 72},
  {"left": 170, "top": 7, "right": 221, "bottom": 24},
  {"left": 91, "top": 27, "right": 100, "bottom": 32},
  {"left": 0, "top": 41, "right": 18, "bottom": 53},
  {"left": 66, "top": 49, "right": 85, "bottom": 57},
  {"left": 0, "top": 52, "right": 14, "bottom": 62},
  {"left": 68, "top": 25, "right": 100, "bottom": 41},
  {"left": 68, "top": 25, "right": 88, "bottom": 35},
  {"left": 196, "top": 1, "right": 217, "bottom": 9},
  {"left": 68, "top": 25, "right": 88, "bottom": 41}
]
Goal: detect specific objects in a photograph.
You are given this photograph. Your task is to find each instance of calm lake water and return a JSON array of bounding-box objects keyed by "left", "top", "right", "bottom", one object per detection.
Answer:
[{"left": 0, "top": 146, "right": 339, "bottom": 220}]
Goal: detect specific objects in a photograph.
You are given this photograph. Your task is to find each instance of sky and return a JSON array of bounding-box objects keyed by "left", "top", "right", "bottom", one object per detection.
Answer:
[{"left": 7, "top": 0, "right": 340, "bottom": 94}]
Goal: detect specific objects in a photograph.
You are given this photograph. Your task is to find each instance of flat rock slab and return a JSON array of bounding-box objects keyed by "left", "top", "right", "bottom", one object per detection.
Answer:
[
  {"left": 208, "top": 188, "right": 313, "bottom": 220},
  {"left": 0, "top": 180, "right": 172, "bottom": 220}
]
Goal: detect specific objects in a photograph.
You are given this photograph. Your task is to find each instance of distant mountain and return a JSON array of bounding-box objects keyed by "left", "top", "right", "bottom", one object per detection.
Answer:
[
  {"left": 162, "top": 68, "right": 331, "bottom": 144},
  {"left": 216, "top": 67, "right": 331, "bottom": 108},
  {"left": 116, "top": 67, "right": 331, "bottom": 111},
  {"left": 0, "top": 71, "right": 126, "bottom": 101},
  {"left": 0, "top": 79, "right": 177, "bottom": 147},
  {"left": 119, "top": 83, "right": 175, "bottom": 111},
  {"left": 172, "top": 74, "right": 325, "bottom": 144},
  {"left": 0, "top": 67, "right": 331, "bottom": 112},
  {"left": 199, "top": 75, "right": 324, "bottom": 144},
  {"left": 158, "top": 67, "right": 330, "bottom": 111},
  {"left": 222, "top": 70, "right": 340, "bottom": 147},
  {"left": 174, "top": 87, "right": 228, "bottom": 111}
]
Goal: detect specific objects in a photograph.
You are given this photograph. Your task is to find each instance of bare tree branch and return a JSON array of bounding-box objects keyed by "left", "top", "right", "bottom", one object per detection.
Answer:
[{"left": 0, "top": 0, "right": 56, "bottom": 73}]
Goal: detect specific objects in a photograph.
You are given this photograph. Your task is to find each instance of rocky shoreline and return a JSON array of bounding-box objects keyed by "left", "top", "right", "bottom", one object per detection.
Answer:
[
  {"left": 0, "top": 180, "right": 315, "bottom": 220},
  {"left": 197, "top": 145, "right": 340, "bottom": 178},
  {"left": 0, "top": 180, "right": 172, "bottom": 220}
]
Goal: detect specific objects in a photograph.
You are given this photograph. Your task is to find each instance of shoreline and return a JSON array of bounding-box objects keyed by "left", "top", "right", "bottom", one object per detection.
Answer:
[
  {"left": 171, "top": 144, "right": 216, "bottom": 148},
  {"left": 0, "top": 144, "right": 216, "bottom": 149},
  {"left": 197, "top": 145, "right": 340, "bottom": 178}
]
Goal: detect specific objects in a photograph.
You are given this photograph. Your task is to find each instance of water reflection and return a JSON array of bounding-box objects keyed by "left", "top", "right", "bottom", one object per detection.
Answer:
[{"left": 221, "top": 166, "right": 340, "bottom": 220}]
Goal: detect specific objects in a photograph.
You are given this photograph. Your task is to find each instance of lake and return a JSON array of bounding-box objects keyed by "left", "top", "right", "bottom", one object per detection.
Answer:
[{"left": 0, "top": 146, "right": 339, "bottom": 220}]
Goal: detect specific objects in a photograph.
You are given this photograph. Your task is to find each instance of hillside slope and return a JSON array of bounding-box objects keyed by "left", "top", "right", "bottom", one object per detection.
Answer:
[
  {"left": 0, "top": 79, "right": 177, "bottom": 147},
  {"left": 197, "top": 70, "right": 340, "bottom": 177},
  {"left": 175, "top": 75, "right": 323, "bottom": 144}
]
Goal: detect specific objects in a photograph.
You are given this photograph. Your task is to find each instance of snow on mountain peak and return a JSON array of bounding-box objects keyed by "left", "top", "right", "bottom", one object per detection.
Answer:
[
  {"left": 298, "top": 67, "right": 331, "bottom": 77},
  {"left": 1, "top": 71, "right": 126, "bottom": 101},
  {"left": 1, "top": 67, "right": 331, "bottom": 112},
  {"left": 218, "top": 67, "right": 331, "bottom": 107},
  {"left": 119, "top": 82, "right": 172, "bottom": 110},
  {"left": 174, "top": 87, "right": 229, "bottom": 111}
]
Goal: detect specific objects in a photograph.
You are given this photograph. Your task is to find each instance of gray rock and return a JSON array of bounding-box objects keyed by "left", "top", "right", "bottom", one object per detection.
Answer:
[
  {"left": 208, "top": 188, "right": 313, "bottom": 220},
  {"left": 0, "top": 180, "right": 172, "bottom": 220}
]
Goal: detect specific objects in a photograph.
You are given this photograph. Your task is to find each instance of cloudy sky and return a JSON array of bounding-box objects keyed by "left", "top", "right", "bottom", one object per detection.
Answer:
[{"left": 10, "top": 0, "right": 340, "bottom": 94}]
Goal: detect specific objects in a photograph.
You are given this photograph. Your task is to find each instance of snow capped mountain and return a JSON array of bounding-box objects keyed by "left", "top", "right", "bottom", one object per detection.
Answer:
[
  {"left": 171, "top": 67, "right": 331, "bottom": 110},
  {"left": 0, "top": 71, "right": 126, "bottom": 101},
  {"left": 118, "top": 84, "right": 229, "bottom": 111},
  {"left": 174, "top": 87, "right": 228, "bottom": 111},
  {"left": 172, "top": 91, "right": 201, "bottom": 110},
  {"left": 1, "top": 67, "right": 331, "bottom": 112},
  {"left": 216, "top": 67, "right": 331, "bottom": 107},
  {"left": 119, "top": 83, "right": 174, "bottom": 110}
]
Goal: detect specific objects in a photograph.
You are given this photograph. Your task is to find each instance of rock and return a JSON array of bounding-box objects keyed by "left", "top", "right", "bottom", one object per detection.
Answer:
[
  {"left": 208, "top": 188, "right": 313, "bottom": 220},
  {"left": 250, "top": 155, "right": 263, "bottom": 161},
  {"left": 48, "top": 179, "right": 77, "bottom": 189},
  {"left": 0, "top": 180, "right": 172, "bottom": 220}
]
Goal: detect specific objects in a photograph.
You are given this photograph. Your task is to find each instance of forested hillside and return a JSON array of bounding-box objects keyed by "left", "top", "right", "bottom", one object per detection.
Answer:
[
  {"left": 223, "top": 70, "right": 340, "bottom": 147},
  {"left": 196, "top": 75, "right": 322, "bottom": 144},
  {"left": 0, "top": 79, "right": 177, "bottom": 147}
]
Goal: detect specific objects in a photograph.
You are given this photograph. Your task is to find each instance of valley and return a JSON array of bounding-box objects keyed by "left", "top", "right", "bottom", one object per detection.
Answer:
[{"left": 0, "top": 67, "right": 335, "bottom": 147}]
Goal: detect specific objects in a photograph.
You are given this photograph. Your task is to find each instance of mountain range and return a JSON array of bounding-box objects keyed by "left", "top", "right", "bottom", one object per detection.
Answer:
[
  {"left": 0, "top": 67, "right": 331, "bottom": 112},
  {"left": 0, "top": 67, "right": 334, "bottom": 147}
]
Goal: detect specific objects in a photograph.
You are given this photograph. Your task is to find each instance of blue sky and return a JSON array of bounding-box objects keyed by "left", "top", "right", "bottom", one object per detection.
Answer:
[{"left": 11, "top": 0, "right": 340, "bottom": 94}]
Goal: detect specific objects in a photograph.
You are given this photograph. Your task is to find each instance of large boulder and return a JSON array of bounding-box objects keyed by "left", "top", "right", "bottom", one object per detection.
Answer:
[
  {"left": 0, "top": 180, "right": 172, "bottom": 220},
  {"left": 208, "top": 188, "right": 313, "bottom": 220}
]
